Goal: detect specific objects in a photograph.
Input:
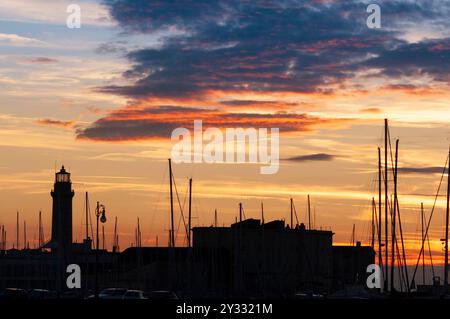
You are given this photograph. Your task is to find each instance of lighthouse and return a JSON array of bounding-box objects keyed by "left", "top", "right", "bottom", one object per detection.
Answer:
[{"left": 49, "top": 166, "right": 74, "bottom": 252}]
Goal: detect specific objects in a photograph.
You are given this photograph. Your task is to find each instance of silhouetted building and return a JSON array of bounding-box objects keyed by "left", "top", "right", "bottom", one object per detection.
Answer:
[
  {"left": 192, "top": 219, "right": 334, "bottom": 296},
  {"left": 48, "top": 166, "right": 74, "bottom": 253},
  {"left": 332, "top": 242, "right": 375, "bottom": 289}
]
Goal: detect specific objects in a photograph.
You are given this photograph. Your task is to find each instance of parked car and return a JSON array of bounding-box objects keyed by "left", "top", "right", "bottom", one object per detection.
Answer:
[
  {"left": 122, "top": 290, "right": 147, "bottom": 300},
  {"left": 98, "top": 288, "right": 127, "bottom": 299},
  {"left": 28, "top": 289, "right": 57, "bottom": 299},
  {"left": 60, "top": 290, "right": 85, "bottom": 299},
  {"left": 147, "top": 290, "right": 178, "bottom": 300},
  {"left": 0, "top": 288, "right": 28, "bottom": 300}
]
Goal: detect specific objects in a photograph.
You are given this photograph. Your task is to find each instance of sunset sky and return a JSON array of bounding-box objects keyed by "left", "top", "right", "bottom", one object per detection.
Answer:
[{"left": 1, "top": 0, "right": 450, "bottom": 272}]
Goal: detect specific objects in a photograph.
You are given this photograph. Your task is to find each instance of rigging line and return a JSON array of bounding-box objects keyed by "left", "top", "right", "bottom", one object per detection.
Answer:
[
  {"left": 396, "top": 196, "right": 410, "bottom": 292},
  {"left": 410, "top": 153, "right": 449, "bottom": 288},
  {"left": 426, "top": 223, "right": 435, "bottom": 277},
  {"left": 292, "top": 202, "right": 299, "bottom": 225},
  {"left": 421, "top": 206, "right": 435, "bottom": 278},
  {"left": 88, "top": 195, "right": 94, "bottom": 240},
  {"left": 396, "top": 238, "right": 406, "bottom": 292},
  {"left": 172, "top": 173, "right": 189, "bottom": 241},
  {"left": 174, "top": 182, "right": 189, "bottom": 245}
]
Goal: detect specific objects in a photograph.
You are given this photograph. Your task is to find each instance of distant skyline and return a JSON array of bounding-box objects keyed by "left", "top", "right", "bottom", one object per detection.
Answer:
[{"left": 0, "top": 0, "right": 450, "bottom": 272}]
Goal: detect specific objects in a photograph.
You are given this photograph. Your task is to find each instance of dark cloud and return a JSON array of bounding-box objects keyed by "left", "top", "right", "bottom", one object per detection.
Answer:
[
  {"left": 95, "top": 41, "right": 128, "bottom": 55},
  {"left": 398, "top": 166, "right": 448, "bottom": 174},
  {"left": 285, "top": 153, "right": 336, "bottom": 162},
  {"left": 362, "top": 38, "right": 450, "bottom": 82},
  {"left": 22, "top": 57, "right": 58, "bottom": 64},
  {"left": 97, "top": 0, "right": 450, "bottom": 100},
  {"left": 83, "top": 1, "right": 450, "bottom": 142},
  {"left": 96, "top": 1, "right": 400, "bottom": 98}
]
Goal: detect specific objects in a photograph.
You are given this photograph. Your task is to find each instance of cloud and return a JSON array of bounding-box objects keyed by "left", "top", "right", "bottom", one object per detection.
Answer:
[
  {"left": 80, "top": 1, "right": 450, "bottom": 143},
  {"left": 285, "top": 153, "right": 336, "bottom": 162},
  {"left": 362, "top": 38, "right": 450, "bottom": 83},
  {"left": 76, "top": 105, "right": 348, "bottom": 141},
  {"left": 0, "top": 0, "right": 114, "bottom": 26},
  {"left": 22, "top": 57, "right": 58, "bottom": 64},
  {"left": 220, "top": 100, "right": 298, "bottom": 110},
  {"left": 0, "top": 33, "right": 47, "bottom": 47},
  {"left": 360, "top": 107, "right": 382, "bottom": 114},
  {"left": 96, "top": 1, "right": 396, "bottom": 99},
  {"left": 398, "top": 166, "right": 448, "bottom": 175},
  {"left": 36, "top": 118, "right": 75, "bottom": 128},
  {"left": 96, "top": 0, "right": 450, "bottom": 101}
]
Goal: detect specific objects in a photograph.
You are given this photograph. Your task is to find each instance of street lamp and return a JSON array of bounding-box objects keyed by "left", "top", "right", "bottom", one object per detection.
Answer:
[{"left": 95, "top": 201, "right": 106, "bottom": 299}]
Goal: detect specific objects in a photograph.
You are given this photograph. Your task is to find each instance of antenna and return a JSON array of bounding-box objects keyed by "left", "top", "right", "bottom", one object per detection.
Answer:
[
  {"left": 214, "top": 209, "right": 217, "bottom": 228},
  {"left": 113, "top": 216, "right": 118, "bottom": 253},
  {"left": 239, "top": 203, "right": 243, "bottom": 223},
  {"left": 261, "top": 202, "right": 264, "bottom": 225},
  {"left": 352, "top": 224, "right": 356, "bottom": 246},
  {"left": 137, "top": 218, "right": 141, "bottom": 247}
]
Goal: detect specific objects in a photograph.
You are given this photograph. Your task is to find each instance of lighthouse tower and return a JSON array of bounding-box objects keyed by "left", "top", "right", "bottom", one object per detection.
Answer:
[{"left": 50, "top": 166, "right": 74, "bottom": 252}]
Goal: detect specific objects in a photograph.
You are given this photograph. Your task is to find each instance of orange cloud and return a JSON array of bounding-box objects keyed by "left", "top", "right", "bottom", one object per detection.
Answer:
[
  {"left": 36, "top": 118, "right": 75, "bottom": 128},
  {"left": 76, "top": 104, "right": 352, "bottom": 142}
]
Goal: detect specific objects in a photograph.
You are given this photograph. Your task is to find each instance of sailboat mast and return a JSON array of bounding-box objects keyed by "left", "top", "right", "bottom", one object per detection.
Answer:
[
  {"left": 308, "top": 195, "right": 311, "bottom": 230},
  {"left": 85, "top": 192, "right": 89, "bottom": 240},
  {"left": 23, "top": 220, "right": 26, "bottom": 250},
  {"left": 188, "top": 178, "right": 192, "bottom": 247},
  {"left": 38, "top": 211, "right": 42, "bottom": 248},
  {"left": 390, "top": 139, "right": 398, "bottom": 292},
  {"left": 378, "top": 147, "right": 383, "bottom": 278},
  {"left": 169, "top": 159, "right": 175, "bottom": 248},
  {"left": 290, "top": 198, "right": 293, "bottom": 228},
  {"left": 384, "top": 119, "right": 389, "bottom": 290},
  {"left": 16, "top": 211, "right": 19, "bottom": 249},
  {"left": 421, "top": 203, "right": 425, "bottom": 285},
  {"left": 371, "top": 198, "right": 375, "bottom": 248},
  {"left": 444, "top": 147, "right": 450, "bottom": 289}
]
